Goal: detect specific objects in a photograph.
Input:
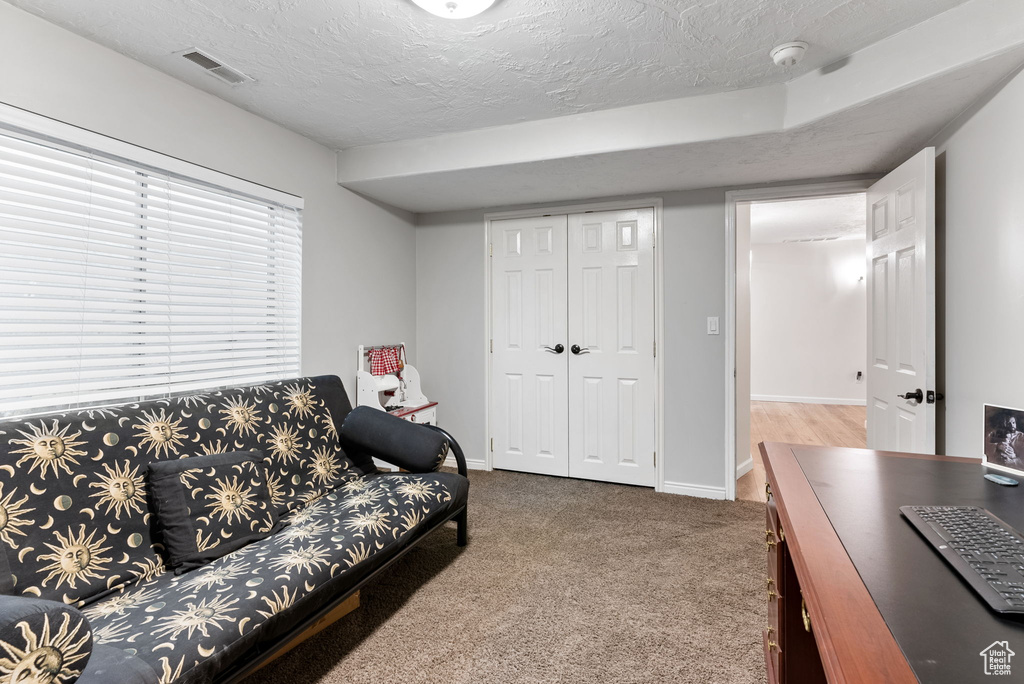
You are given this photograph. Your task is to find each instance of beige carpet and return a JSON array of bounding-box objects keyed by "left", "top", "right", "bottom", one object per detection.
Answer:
[{"left": 246, "top": 469, "right": 767, "bottom": 684}]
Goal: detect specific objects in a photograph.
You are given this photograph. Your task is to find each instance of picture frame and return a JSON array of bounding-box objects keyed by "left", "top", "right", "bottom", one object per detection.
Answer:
[{"left": 983, "top": 403, "right": 1024, "bottom": 476}]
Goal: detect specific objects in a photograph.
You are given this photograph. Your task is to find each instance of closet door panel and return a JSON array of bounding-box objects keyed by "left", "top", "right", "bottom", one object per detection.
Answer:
[
  {"left": 490, "top": 215, "right": 570, "bottom": 476},
  {"left": 567, "top": 209, "right": 656, "bottom": 486}
]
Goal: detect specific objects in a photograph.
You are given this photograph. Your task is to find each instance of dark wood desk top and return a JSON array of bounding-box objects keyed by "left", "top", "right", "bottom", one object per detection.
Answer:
[{"left": 763, "top": 442, "right": 1024, "bottom": 684}]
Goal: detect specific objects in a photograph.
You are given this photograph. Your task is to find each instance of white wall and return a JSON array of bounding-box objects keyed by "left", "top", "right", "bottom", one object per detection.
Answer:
[
  {"left": 932, "top": 66, "right": 1024, "bottom": 458},
  {"left": 416, "top": 190, "right": 728, "bottom": 494},
  {"left": 0, "top": 1, "right": 416, "bottom": 394},
  {"left": 750, "top": 240, "right": 867, "bottom": 405},
  {"left": 415, "top": 211, "right": 488, "bottom": 468}
]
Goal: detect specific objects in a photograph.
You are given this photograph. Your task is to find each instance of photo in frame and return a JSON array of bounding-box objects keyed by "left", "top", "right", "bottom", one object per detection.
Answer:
[{"left": 983, "top": 404, "right": 1024, "bottom": 476}]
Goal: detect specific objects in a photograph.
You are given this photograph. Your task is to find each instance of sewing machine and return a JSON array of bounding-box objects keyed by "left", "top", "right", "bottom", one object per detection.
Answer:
[{"left": 355, "top": 344, "right": 436, "bottom": 425}]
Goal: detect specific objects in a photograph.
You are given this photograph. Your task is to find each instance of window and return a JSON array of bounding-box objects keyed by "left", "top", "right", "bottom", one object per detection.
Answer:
[{"left": 0, "top": 113, "right": 302, "bottom": 417}]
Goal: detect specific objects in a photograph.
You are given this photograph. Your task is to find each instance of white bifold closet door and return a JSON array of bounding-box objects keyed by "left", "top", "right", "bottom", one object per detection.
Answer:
[
  {"left": 490, "top": 215, "right": 571, "bottom": 477},
  {"left": 491, "top": 208, "right": 656, "bottom": 487}
]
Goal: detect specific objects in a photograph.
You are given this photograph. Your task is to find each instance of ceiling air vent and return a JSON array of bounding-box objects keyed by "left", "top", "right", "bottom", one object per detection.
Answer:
[
  {"left": 782, "top": 236, "right": 841, "bottom": 243},
  {"left": 177, "top": 48, "right": 253, "bottom": 86}
]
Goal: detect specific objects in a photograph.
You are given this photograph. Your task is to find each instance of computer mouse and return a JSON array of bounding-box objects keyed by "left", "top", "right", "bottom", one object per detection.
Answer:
[{"left": 984, "top": 473, "right": 1020, "bottom": 486}]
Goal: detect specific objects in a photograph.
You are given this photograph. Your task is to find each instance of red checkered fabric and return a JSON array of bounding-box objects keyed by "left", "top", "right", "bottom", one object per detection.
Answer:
[{"left": 368, "top": 346, "right": 401, "bottom": 376}]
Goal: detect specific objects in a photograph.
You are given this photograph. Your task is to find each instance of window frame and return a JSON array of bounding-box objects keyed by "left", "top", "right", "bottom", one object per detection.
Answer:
[{"left": 0, "top": 102, "right": 304, "bottom": 418}]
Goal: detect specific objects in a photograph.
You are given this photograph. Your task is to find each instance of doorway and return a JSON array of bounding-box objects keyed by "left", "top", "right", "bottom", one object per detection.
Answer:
[
  {"left": 725, "top": 181, "right": 873, "bottom": 501},
  {"left": 739, "top": 194, "right": 869, "bottom": 500}
]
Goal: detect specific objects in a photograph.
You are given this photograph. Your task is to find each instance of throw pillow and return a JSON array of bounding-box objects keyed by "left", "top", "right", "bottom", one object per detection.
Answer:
[{"left": 147, "top": 450, "right": 281, "bottom": 573}]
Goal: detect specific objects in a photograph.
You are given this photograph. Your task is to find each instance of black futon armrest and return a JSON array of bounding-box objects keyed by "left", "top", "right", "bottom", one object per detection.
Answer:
[
  {"left": 340, "top": 406, "right": 466, "bottom": 476},
  {"left": 0, "top": 595, "right": 94, "bottom": 680}
]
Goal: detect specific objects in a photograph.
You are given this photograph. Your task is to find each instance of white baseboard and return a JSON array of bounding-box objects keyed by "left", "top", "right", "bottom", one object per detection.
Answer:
[
  {"left": 736, "top": 457, "right": 753, "bottom": 479},
  {"left": 661, "top": 480, "right": 727, "bottom": 500},
  {"left": 443, "top": 456, "right": 488, "bottom": 470},
  {"left": 751, "top": 394, "right": 866, "bottom": 406}
]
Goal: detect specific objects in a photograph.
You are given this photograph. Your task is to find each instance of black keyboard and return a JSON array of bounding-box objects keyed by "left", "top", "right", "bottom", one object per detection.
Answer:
[{"left": 901, "top": 505, "right": 1024, "bottom": 615}]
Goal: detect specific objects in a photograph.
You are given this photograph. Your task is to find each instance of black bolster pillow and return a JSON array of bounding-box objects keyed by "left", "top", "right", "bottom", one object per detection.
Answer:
[
  {"left": 340, "top": 406, "right": 449, "bottom": 473},
  {"left": 0, "top": 595, "right": 94, "bottom": 681}
]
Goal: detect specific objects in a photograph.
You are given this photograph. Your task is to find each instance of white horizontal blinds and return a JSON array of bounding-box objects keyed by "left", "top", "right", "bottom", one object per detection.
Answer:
[{"left": 0, "top": 126, "right": 302, "bottom": 417}]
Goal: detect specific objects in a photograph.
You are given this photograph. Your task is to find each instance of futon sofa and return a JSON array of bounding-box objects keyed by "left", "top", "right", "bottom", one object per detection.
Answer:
[{"left": 0, "top": 375, "right": 468, "bottom": 684}]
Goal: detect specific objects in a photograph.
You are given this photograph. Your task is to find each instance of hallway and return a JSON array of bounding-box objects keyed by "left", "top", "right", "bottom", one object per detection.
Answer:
[{"left": 737, "top": 401, "right": 867, "bottom": 502}]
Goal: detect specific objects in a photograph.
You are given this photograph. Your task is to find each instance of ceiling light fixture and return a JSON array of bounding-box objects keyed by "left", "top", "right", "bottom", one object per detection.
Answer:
[{"left": 410, "top": 0, "right": 496, "bottom": 19}]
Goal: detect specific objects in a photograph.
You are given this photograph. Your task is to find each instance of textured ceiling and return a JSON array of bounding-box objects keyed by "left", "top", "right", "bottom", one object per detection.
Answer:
[
  {"left": 339, "top": 46, "right": 1024, "bottom": 212},
  {"left": 6, "top": 0, "right": 970, "bottom": 149},
  {"left": 750, "top": 194, "right": 866, "bottom": 244}
]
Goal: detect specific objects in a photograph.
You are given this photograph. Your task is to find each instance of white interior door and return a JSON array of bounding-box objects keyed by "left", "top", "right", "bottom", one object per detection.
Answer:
[
  {"left": 490, "top": 215, "right": 570, "bottom": 476},
  {"left": 567, "top": 209, "right": 656, "bottom": 486},
  {"left": 866, "top": 148, "right": 936, "bottom": 453}
]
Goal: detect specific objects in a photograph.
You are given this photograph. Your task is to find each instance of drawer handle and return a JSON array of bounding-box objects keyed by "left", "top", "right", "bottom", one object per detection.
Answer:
[
  {"left": 767, "top": 639, "right": 779, "bottom": 651},
  {"left": 766, "top": 589, "right": 777, "bottom": 602},
  {"left": 765, "top": 577, "right": 774, "bottom": 590},
  {"left": 801, "top": 597, "right": 812, "bottom": 633}
]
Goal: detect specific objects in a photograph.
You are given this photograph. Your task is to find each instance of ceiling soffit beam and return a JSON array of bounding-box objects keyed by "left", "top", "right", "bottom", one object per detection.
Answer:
[
  {"left": 785, "top": 0, "right": 1024, "bottom": 128},
  {"left": 337, "top": 0, "right": 1024, "bottom": 188},
  {"left": 338, "top": 85, "right": 785, "bottom": 181}
]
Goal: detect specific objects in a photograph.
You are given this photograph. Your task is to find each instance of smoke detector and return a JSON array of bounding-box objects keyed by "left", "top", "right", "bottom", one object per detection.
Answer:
[
  {"left": 176, "top": 48, "right": 253, "bottom": 86},
  {"left": 770, "top": 42, "right": 808, "bottom": 67}
]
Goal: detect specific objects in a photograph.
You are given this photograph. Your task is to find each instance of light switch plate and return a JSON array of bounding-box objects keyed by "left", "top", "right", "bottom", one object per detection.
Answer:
[{"left": 707, "top": 316, "right": 719, "bottom": 335}]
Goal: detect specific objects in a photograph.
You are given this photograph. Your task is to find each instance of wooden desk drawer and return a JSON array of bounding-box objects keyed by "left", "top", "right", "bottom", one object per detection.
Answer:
[
  {"left": 766, "top": 498, "right": 784, "bottom": 681},
  {"left": 766, "top": 479, "right": 826, "bottom": 684},
  {"left": 764, "top": 628, "right": 781, "bottom": 684},
  {"left": 766, "top": 498, "right": 784, "bottom": 603}
]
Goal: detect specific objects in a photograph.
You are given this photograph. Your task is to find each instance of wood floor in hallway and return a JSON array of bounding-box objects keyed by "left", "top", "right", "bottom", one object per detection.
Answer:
[{"left": 736, "top": 401, "right": 867, "bottom": 503}]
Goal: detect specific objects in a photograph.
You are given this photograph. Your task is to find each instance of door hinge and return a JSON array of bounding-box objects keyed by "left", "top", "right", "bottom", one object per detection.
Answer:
[
  {"left": 653, "top": 451, "right": 657, "bottom": 466},
  {"left": 489, "top": 243, "right": 493, "bottom": 257},
  {"left": 653, "top": 341, "right": 656, "bottom": 357},
  {"left": 490, "top": 438, "right": 494, "bottom": 452},
  {"left": 490, "top": 339, "right": 493, "bottom": 353}
]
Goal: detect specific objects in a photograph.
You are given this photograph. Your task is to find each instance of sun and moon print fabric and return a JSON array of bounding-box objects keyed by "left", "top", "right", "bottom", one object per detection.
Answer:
[
  {"left": 0, "top": 375, "right": 464, "bottom": 684},
  {"left": 0, "top": 596, "right": 92, "bottom": 684},
  {"left": 0, "top": 376, "right": 357, "bottom": 609},
  {"left": 83, "top": 471, "right": 459, "bottom": 684},
  {"left": 147, "top": 451, "right": 283, "bottom": 572}
]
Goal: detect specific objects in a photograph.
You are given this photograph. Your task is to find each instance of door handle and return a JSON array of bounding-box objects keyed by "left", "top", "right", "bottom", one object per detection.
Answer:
[
  {"left": 543, "top": 344, "right": 564, "bottom": 354},
  {"left": 570, "top": 344, "right": 590, "bottom": 355},
  {"left": 898, "top": 388, "right": 924, "bottom": 403}
]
